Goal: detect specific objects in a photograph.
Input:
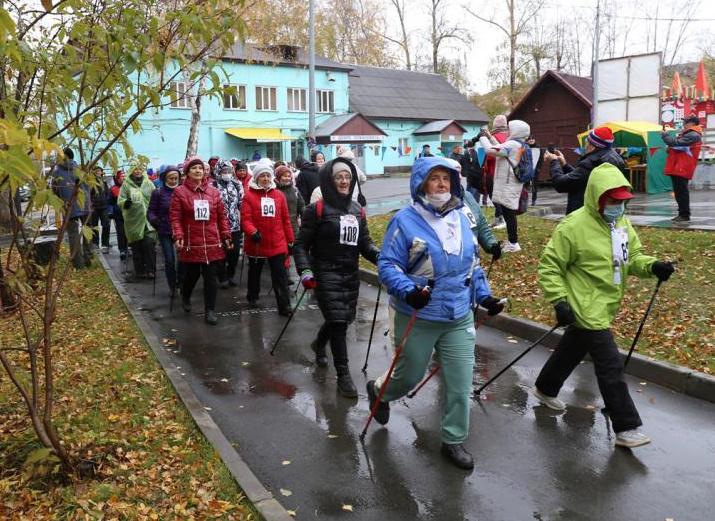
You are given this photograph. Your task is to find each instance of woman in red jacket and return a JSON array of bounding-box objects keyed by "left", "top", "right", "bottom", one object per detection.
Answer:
[
  {"left": 241, "top": 162, "right": 294, "bottom": 315},
  {"left": 170, "top": 156, "right": 232, "bottom": 325}
]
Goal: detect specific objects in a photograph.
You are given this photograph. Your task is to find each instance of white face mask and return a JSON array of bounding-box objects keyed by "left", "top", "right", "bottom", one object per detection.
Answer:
[
  {"left": 165, "top": 181, "right": 178, "bottom": 189},
  {"left": 220, "top": 173, "right": 233, "bottom": 182},
  {"left": 427, "top": 192, "right": 451, "bottom": 207}
]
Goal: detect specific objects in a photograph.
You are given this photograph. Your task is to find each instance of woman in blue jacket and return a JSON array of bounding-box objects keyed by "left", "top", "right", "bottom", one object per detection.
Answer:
[{"left": 368, "top": 156, "right": 506, "bottom": 470}]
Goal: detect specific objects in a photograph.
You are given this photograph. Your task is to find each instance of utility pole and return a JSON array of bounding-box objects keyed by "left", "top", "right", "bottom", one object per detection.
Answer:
[
  {"left": 308, "top": 0, "right": 316, "bottom": 141},
  {"left": 592, "top": 0, "right": 600, "bottom": 127}
]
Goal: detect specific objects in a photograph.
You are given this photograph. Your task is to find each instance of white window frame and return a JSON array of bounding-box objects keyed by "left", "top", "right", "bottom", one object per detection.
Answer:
[
  {"left": 287, "top": 87, "right": 307, "bottom": 112},
  {"left": 223, "top": 84, "right": 247, "bottom": 110},
  {"left": 255, "top": 86, "right": 278, "bottom": 111},
  {"left": 169, "top": 81, "right": 192, "bottom": 109},
  {"left": 398, "top": 137, "right": 410, "bottom": 150},
  {"left": 316, "top": 89, "right": 334, "bottom": 113}
]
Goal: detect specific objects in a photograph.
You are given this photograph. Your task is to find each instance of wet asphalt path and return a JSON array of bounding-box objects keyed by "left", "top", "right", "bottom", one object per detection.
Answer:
[{"left": 106, "top": 249, "right": 715, "bottom": 521}]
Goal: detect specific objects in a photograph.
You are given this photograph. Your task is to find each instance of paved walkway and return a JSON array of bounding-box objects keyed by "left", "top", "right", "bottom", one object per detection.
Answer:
[{"left": 104, "top": 247, "right": 715, "bottom": 521}]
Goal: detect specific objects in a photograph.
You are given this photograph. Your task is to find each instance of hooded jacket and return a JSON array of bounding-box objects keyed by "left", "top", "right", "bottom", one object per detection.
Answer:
[
  {"left": 215, "top": 160, "right": 244, "bottom": 234},
  {"left": 295, "top": 161, "right": 320, "bottom": 203},
  {"left": 550, "top": 147, "right": 627, "bottom": 214},
  {"left": 378, "top": 157, "right": 491, "bottom": 323},
  {"left": 538, "top": 163, "right": 657, "bottom": 330},
  {"left": 147, "top": 169, "right": 178, "bottom": 236},
  {"left": 170, "top": 176, "right": 230, "bottom": 264},
  {"left": 53, "top": 160, "right": 90, "bottom": 219},
  {"left": 662, "top": 126, "right": 703, "bottom": 180},
  {"left": 480, "top": 120, "right": 530, "bottom": 210},
  {"left": 117, "top": 172, "right": 156, "bottom": 243},
  {"left": 275, "top": 173, "right": 305, "bottom": 239},
  {"left": 293, "top": 157, "right": 379, "bottom": 323},
  {"left": 241, "top": 175, "right": 294, "bottom": 258}
]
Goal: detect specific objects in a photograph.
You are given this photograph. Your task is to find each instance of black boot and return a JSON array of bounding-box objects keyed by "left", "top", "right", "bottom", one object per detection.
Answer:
[
  {"left": 182, "top": 295, "right": 191, "bottom": 313},
  {"left": 336, "top": 366, "right": 357, "bottom": 398},
  {"left": 366, "top": 380, "right": 390, "bottom": 425},
  {"left": 311, "top": 338, "right": 329, "bottom": 367},
  {"left": 204, "top": 309, "right": 218, "bottom": 325},
  {"left": 440, "top": 443, "right": 474, "bottom": 470}
]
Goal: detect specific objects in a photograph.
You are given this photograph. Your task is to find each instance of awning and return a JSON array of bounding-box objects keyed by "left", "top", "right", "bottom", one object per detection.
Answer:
[
  {"left": 225, "top": 128, "right": 296, "bottom": 142},
  {"left": 577, "top": 121, "right": 664, "bottom": 147}
]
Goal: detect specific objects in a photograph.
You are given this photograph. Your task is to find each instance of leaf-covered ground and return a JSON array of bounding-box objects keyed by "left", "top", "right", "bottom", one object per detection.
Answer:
[
  {"left": 364, "top": 211, "right": 715, "bottom": 374},
  {"left": 0, "top": 262, "right": 258, "bottom": 520}
]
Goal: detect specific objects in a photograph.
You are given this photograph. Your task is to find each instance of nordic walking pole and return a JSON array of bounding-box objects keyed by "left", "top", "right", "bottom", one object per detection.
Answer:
[
  {"left": 360, "top": 280, "right": 434, "bottom": 441},
  {"left": 152, "top": 241, "right": 157, "bottom": 296},
  {"left": 270, "top": 287, "right": 309, "bottom": 356},
  {"left": 623, "top": 279, "right": 663, "bottom": 370},
  {"left": 361, "top": 284, "right": 383, "bottom": 373},
  {"left": 486, "top": 256, "right": 496, "bottom": 280},
  {"left": 474, "top": 324, "right": 559, "bottom": 396}
]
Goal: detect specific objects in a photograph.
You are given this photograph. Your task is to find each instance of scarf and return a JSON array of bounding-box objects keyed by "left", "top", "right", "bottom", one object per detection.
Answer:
[{"left": 413, "top": 202, "right": 462, "bottom": 256}]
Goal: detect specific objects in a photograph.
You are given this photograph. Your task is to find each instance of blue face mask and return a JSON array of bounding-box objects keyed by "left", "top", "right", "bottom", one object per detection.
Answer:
[{"left": 602, "top": 202, "right": 625, "bottom": 222}]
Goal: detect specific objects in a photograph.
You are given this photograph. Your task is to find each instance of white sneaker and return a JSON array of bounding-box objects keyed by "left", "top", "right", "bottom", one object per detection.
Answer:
[
  {"left": 492, "top": 217, "right": 506, "bottom": 230},
  {"left": 502, "top": 241, "right": 521, "bottom": 253},
  {"left": 615, "top": 429, "right": 652, "bottom": 448},
  {"left": 533, "top": 388, "right": 566, "bottom": 411}
]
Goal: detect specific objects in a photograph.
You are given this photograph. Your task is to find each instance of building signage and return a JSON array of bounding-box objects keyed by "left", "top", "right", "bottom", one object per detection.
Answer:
[{"left": 330, "top": 135, "right": 384, "bottom": 142}]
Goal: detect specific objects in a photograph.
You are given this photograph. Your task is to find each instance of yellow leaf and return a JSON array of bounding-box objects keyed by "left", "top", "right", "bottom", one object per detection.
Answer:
[
  {"left": 287, "top": 510, "right": 297, "bottom": 517},
  {"left": 41, "top": 0, "right": 52, "bottom": 11},
  {"left": 282, "top": 460, "right": 291, "bottom": 466},
  {"left": 280, "top": 488, "right": 292, "bottom": 497},
  {"left": 343, "top": 504, "right": 354, "bottom": 512}
]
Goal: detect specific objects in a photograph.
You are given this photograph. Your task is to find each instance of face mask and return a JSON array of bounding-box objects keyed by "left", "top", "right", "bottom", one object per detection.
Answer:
[
  {"left": 427, "top": 192, "right": 451, "bottom": 207},
  {"left": 602, "top": 202, "right": 625, "bottom": 222},
  {"left": 165, "top": 181, "right": 178, "bottom": 189},
  {"left": 220, "top": 173, "right": 233, "bottom": 182}
]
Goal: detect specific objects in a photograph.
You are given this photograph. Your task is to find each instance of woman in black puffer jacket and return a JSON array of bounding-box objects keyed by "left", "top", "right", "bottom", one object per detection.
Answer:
[{"left": 293, "top": 157, "right": 379, "bottom": 398}]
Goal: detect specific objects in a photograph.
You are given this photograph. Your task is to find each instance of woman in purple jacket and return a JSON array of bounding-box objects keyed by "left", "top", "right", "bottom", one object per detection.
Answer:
[{"left": 148, "top": 166, "right": 180, "bottom": 294}]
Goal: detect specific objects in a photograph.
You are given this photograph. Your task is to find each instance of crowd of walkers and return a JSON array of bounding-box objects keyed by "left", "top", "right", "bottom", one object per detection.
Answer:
[{"left": 51, "top": 111, "right": 685, "bottom": 470}]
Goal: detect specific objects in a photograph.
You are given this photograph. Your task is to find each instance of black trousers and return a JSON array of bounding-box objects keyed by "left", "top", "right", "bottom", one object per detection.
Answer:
[
  {"left": 90, "top": 207, "right": 111, "bottom": 247},
  {"left": 113, "top": 214, "right": 128, "bottom": 252},
  {"left": 315, "top": 321, "right": 350, "bottom": 370},
  {"left": 246, "top": 254, "right": 291, "bottom": 313},
  {"left": 183, "top": 261, "right": 219, "bottom": 311},
  {"left": 535, "top": 327, "right": 642, "bottom": 433},
  {"left": 671, "top": 175, "right": 690, "bottom": 217},
  {"left": 129, "top": 235, "right": 155, "bottom": 276},
  {"left": 217, "top": 231, "right": 241, "bottom": 282},
  {"left": 501, "top": 206, "right": 518, "bottom": 244}
]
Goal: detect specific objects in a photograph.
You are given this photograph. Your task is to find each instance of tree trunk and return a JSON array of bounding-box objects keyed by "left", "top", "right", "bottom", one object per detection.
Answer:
[{"left": 184, "top": 68, "right": 207, "bottom": 159}]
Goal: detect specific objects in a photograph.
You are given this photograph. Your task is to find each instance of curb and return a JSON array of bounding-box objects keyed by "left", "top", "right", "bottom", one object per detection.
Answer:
[
  {"left": 99, "top": 255, "right": 293, "bottom": 521},
  {"left": 358, "top": 267, "right": 715, "bottom": 404}
]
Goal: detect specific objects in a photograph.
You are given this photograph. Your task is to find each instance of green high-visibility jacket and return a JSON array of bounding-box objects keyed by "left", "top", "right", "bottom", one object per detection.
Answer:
[
  {"left": 538, "top": 163, "right": 657, "bottom": 330},
  {"left": 118, "top": 174, "right": 156, "bottom": 244}
]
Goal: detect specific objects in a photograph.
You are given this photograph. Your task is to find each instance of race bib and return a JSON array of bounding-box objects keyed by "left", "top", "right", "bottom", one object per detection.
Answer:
[
  {"left": 261, "top": 197, "right": 276, "bottom": 218},
  {"left": 339, "top": 214, "right": 359, "bottom": 246},
  {"left": 193, "top": 199, "right": 209, "bottom": 221},
  {"left": 611, "top": 225, "right": 629, "bottom": 284},
  {"left": 461, "top": 206, "right": 478, "bottom": 229}
]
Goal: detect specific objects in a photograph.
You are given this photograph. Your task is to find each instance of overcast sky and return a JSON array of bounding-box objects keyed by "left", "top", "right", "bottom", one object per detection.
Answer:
[{"left": 399, "top": 0, "right": 715, "bottom": 94}]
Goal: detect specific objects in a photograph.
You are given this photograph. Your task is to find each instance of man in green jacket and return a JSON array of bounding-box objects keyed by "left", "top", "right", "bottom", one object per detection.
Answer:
[{"left": 533, "top": 163, "right": 675, "bottom": 448}]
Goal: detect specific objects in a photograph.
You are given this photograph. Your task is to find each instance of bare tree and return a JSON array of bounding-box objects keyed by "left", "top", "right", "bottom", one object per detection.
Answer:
[
  {"left": 384, "top": 0, "right": 412, "bottom": 69},
  {"left": 428, "top": 0, "right": 469, "bottom": 74},
  {"left": 183, "top": 64, "right": 209, "bottom": 159},
  {"left": 468, "top": 0, "right": 545, "bottom": 108}
]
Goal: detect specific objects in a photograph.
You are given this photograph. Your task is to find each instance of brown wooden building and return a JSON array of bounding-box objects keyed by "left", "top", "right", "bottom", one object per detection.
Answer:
[{"left": 509, "top": 71, "right": 592, "bottom": 181}]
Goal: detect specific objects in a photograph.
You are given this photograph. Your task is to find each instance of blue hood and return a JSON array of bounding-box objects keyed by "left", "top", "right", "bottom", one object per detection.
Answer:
[{"left": 410, "top": 156, "right": 463, "bottom": 214}]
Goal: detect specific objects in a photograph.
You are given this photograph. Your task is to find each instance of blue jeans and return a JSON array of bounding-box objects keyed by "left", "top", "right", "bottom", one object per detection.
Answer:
[{"left": 158, "top": 234, "right": 177, "bottom": 291}]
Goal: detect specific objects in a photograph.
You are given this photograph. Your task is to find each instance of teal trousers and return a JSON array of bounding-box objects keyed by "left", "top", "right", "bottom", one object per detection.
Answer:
[{"left": 376, "top": 308, "right": 476, "bottom": 444}]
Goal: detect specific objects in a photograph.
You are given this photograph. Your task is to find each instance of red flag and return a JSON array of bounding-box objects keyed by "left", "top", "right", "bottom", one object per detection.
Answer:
[
  {"left": 695, "top": 61, "right": 710, "bottom": 97},
  {"left": 649, "top": 147, "right": 659, "bottom": 157},
  {"left": 672, "top": 72, "right": 684, "bottom": 99}
]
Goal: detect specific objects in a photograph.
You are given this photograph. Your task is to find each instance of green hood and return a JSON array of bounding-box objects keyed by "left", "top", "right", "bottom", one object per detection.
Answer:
[
  {"left": 538, "top": 164, "right": 656, "bottom": 329},
  {"left": 583, "top": 163, "right": 633, "bottom": 219}
]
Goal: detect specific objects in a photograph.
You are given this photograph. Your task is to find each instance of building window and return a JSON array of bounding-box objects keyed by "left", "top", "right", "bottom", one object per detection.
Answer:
[
  {"left": 287, "top": 88, "right": 307, "bottom": 112},
  {"left": 266, "top": 142, "right": 282, "bottom": 160},
  {"left": 223, "top": 84, "right": 246, "bottom": 110},
  {"left": 256, "top": 86, "right": 277, "bottom": 111},
  {"left": 398, "top": 137, "right": 409, "bottom": 150},
  {"left": 169, "top": 81, "right": 192, "bottom": 109},
  {"left": 316, "top": 90, "right": 334, "bottom": 113}
]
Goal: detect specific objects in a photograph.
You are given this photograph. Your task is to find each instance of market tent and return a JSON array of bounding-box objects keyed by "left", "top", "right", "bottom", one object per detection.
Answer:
[{"left": 577, "top": 121, "right": 672, "bottom": 193}]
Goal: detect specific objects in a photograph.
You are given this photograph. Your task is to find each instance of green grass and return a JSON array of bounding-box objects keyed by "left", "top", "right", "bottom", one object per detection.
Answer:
[{"left": 365, "top": 210, "right": 715, "bottom": 374}]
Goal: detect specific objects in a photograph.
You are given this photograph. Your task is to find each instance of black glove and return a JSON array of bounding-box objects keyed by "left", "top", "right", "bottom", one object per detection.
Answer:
[
  {"left": 651, "top": 261, "right": 675, "bottom": 282},
  {"left": 251, "top": 231, "right": 261, "bottom": 243},
  {"left": 405, "top": 286, "right": 431, "bottom": 310},
  {"left": 150, "top": 220, "right": 160, "bottom": 230},
  {"left": 123, "top": 199, "right": 132, "bottom": 209},
  {"left": 480, "top": 296, "right": 504, "bottom": 316},
  {"left": 554, "top": 301, "right": 576, "bottom": 327},
  {"left": 489, "top": 242, "right": 502, "bottom": 261}
]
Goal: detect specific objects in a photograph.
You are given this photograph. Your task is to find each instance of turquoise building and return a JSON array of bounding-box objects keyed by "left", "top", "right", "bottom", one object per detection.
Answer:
[{"left": 126, "top": 45, "right": 488, "bottom": 175}]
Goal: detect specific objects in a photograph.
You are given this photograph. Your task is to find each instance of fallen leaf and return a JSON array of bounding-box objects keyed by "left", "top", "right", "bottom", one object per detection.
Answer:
[
  {"left": 242, "top": 362, "right": 250, "bottom": 366},
  {"left": 343, "top": 504, "right": 354, "bottom": 512},
  {"left": 585, "top": 405, "right": 597, "bottom": 410},
  {"left": 204, "top": 406, "right": 212, "bottom": 411},
  {"left": 327, "top": 434, "right": 338, "bottom": 439},
  {"left": 508, "top": 339, "right": 518, "bottom": 344},
  {"left": 648, "top": 397, "right": 656, "bottom": 404},
  {"left": 220, "top": 378, "right": 229, "bottom": 382},
  {"left": 282, "top": 460, "right": 291, "bottom": 466},
  {"left": 280, "top": 488, "right": 292, "bottom": 497},
  {"left": 287, "top": 510, "right": 297, "bottom": 517},
  {"left": 639, "top": 382, "right": 647, "bottom": 386}
]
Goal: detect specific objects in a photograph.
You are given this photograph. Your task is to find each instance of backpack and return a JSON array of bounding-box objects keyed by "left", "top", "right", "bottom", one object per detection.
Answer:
[{"left": 508, "top": 140, "right": 534, "bottom": 183}]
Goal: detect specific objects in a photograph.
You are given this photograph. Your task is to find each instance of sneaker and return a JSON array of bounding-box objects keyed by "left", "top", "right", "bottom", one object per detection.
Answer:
[
  {"left": 533, "top": 388, "right": 566, "bottom": 411},
  {"left": 671, "top": 215, "right": 690, "bottom": 223},
  {"left": 119, "top": 251, "right": 127, "bottom": 261},
  {"left": 248, "top": 299, "right": 259, "bottom": 309},
  {"left": 441, "top": 443, "right": 474, "bottom": 470},
  {"left": 492, "top": 217, "right": 506, "bottom": 230},
  {"left": 502, "top": 241, "right": 521, "bottom": 253},
  {"left": 366, "top": 380, "right": 390, "bottom": 425},
  {"left": 205, "top": 309, "right": 218, "bottom": 325},
  {"left": 615, "top": 429, "right": 652, "bottom": 448}
]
